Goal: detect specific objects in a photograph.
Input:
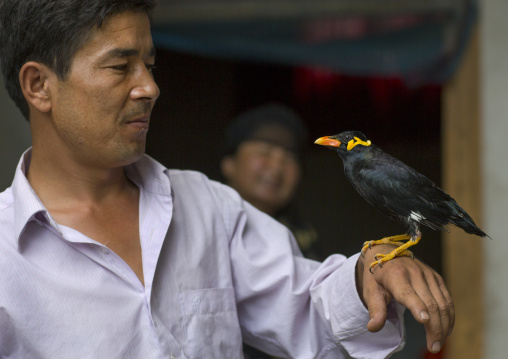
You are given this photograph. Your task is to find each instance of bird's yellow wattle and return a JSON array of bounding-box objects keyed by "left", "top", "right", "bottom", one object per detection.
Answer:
[{"left": 347, "top": 137, "right": 372, "bottom": 151}]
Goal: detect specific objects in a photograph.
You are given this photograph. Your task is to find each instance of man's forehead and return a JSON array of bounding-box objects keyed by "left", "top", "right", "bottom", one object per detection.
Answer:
[
  {"left": 101, "top": 46, "right": 156, "bottom": 60},
  {"left": 82, "top": 11, "right": 154, "bottom": 57},
  {"left": 247, "top": 124, "right": 299, "bottom": 155}
]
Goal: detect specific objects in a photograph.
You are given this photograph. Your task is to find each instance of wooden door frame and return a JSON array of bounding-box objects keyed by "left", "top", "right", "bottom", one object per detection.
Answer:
[{"left": 442, "top": 26, "right": 484, "bottom": 359}]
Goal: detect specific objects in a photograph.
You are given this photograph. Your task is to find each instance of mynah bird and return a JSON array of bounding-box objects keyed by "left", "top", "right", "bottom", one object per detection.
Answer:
[{"left": 315, "top": 130, "right": 488, "bottom": 272}]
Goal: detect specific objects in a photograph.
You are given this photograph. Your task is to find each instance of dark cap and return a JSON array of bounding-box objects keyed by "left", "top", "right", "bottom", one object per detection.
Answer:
[{"left": 223, "top": 103, "right": 308, "bottom": 159}]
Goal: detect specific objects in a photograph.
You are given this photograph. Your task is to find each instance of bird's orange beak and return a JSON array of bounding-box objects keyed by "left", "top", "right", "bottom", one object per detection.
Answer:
[{"left": 314, "top": 136, "right": 341, "bottom": 147}]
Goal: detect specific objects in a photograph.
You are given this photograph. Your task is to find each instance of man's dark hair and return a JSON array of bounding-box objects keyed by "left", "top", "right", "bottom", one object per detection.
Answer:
[
  {"left": 0, "top": 0, "right": 157, "bottom": 120},
  {"left": 222, "top": 103, "right": 308, "bottom": 160}
]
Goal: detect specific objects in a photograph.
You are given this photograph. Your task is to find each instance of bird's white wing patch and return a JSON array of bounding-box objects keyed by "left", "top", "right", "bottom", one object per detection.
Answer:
[{"left": 409, "top": 211, "right": 426, "bottom": 222}]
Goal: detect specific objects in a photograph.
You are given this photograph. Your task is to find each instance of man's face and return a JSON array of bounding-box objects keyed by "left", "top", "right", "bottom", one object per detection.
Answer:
[
  {"left": 223, "top": 140, "right": 301, "bottom": 216},
  {"left": 48, "top": 11, "right": 159, "bottom": 168}
]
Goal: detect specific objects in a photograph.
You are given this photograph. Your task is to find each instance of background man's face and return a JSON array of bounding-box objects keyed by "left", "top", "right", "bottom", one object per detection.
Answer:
[{"left": 225, "top": 140, "right": 301, "bottom": 215}]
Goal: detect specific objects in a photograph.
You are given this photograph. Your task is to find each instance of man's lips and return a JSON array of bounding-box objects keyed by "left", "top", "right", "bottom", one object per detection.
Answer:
[
  {"left": 126, "top": 115, "right": 149, "bottom": 130},
  {"left": 258, "top": 176, "right": 282, "bottom": 190}
]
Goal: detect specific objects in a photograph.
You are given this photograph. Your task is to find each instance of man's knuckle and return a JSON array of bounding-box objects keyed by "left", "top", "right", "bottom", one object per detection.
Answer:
[
  {"left": 387, "top": 263, "right": 409, "bottom": 278},
  {"left": 426, "top": 300, "right": 439, "bottom": 313},
  {"left": 438, "top": 299, "right": 451, "bottom": 313}
]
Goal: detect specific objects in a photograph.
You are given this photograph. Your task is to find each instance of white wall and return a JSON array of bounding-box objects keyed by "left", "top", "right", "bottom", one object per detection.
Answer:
[
  {"left": 481, "top": 0, "right": 508, "bottom": 358},
  {"left": 0, "top": 75, "right": 31, "bottom": 191}
]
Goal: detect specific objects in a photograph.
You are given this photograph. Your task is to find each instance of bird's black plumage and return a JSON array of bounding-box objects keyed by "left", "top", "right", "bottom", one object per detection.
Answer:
[{"left": 315, "top": 130, "right": 487, "bottom": 240}]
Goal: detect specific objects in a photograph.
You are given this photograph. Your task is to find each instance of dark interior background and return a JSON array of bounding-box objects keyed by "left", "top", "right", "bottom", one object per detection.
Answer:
[
  {"left": 147, "top": 48, "right": 443, "bottom": 358},
  {"left": 148, "top": 48, "right": 442, "bottom": 268}
]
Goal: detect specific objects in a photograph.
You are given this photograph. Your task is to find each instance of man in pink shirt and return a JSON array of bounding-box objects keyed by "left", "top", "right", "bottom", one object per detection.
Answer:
[{"left": 0, "top": 0, "right": 453, "bottom": 357}]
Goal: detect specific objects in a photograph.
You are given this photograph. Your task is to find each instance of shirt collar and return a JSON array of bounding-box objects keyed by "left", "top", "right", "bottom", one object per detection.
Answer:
[
  {"left": 124, "top": 153, "right": 172, "bottom": 197},
  {"left": 12, "top": 149, "right": 60, "bottom": 249},
  {"left": 12, "top": 149, "right": 172, "bottom": 250}
]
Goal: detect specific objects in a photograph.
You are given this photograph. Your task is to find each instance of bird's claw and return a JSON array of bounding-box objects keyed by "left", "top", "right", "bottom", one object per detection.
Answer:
[
  {"left": 368, "top": 249, "right": 415, "bottom": 273},
  {"left": 361, "top": 241, "right": 374, "bottom": 258},
  {"left": 369, "top": 259, "right": 384, "bottom": 274},
  {"left": 362, "top": 234, "right": 419, "bottom": 273}
]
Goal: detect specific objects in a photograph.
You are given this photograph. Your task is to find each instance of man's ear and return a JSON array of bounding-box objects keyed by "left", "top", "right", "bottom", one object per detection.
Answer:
[
  {"left": 19, "top": 61, "right": 53, "bottom": 113},
  {"left": 220, "top": 155, "right": 236, "bottom": 181}
]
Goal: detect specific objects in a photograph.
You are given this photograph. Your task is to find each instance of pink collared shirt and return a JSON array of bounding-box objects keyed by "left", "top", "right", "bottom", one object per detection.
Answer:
[{"left": 0, "top": 149, "right": 404, "bottom": 358}]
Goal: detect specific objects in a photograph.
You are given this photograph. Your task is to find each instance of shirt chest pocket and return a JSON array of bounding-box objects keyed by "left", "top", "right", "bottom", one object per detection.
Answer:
[{"left": 178, "top": 288, "right": 242, "bottom": 359}]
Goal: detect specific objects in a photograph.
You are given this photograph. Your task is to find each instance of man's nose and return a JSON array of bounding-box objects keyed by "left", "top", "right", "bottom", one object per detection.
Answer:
[{"left": 131, "top": 66, "right": 160, "bottom": 102}]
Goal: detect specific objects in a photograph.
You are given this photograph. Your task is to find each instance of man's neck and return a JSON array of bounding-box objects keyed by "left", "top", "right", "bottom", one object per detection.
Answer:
[{"left": 26, "top": 146, "right": 137, "bottom": 213}]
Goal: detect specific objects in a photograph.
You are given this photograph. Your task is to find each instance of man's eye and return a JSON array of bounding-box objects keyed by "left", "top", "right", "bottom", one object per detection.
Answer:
[
  {"left": 146, "top": 64, "right": 156, "bottom": 72},
  {"left": 111, "top": 64, "right": 128, "bottom": 71}
]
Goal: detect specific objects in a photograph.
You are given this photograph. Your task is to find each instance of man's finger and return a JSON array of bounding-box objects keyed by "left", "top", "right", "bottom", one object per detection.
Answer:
[
  {"left": 363, "top": 271, "right": 390, "bottom": 332},
  {"left": 389, "top": 262, "right": 448, "bottom": 354},
  {"left": 435, "top": 271, "right": 455, "bottom": 336},
  {"left": 419, "top": 269, "right": 455, "bottom": 353},
  {"left": 371, "top": 261, "right": 430, "bottom": 325}
]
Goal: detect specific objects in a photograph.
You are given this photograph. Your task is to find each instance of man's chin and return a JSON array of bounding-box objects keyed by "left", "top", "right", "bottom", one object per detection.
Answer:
[{"left": 115, "top": 145, "right": 146, "bottom": 167}]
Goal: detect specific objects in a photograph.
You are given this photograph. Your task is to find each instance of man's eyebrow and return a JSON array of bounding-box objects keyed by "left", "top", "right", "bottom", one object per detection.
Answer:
[{"left": 103, "top": 46, "right": 156, "bottom": 59}]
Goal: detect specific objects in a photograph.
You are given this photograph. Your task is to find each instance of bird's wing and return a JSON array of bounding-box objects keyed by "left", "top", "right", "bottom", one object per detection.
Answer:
[{"left": 351, "top": 154, "right": 451, "bottom": 231}]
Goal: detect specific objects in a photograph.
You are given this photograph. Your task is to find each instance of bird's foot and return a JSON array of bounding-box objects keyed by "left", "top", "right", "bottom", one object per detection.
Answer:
[
  {"left": 361, "top": 234, "right": 410, "bottom": 257},
  {"left": 369, "top": 250, "right": 414, "bottom": 273},
  {"left": 367, "top": 234, "right": 422, "bottom": 273}
]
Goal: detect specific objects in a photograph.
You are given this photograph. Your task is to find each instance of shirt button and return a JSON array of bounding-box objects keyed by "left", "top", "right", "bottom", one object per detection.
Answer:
[{"left": 100, "top": 247, "right": 109, "bottom": 254}]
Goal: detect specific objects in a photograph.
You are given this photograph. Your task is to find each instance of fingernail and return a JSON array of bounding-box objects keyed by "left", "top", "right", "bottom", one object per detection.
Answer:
[
  {"left": 432, "top": 342, "right": 441, "bottom": 353},
  {"left": 420, "top": 311, "right": 429, "bottom": 320}
]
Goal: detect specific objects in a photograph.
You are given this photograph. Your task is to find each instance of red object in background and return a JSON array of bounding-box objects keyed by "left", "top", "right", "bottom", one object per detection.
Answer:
[
  {"left": 422, "top": 344, "right": 445, "bottom": 359},
  {"left": 301, "top": 14, "right": 436, "bottom": 44},
  {"left": 293, "top": 66, "right": 441, "bottom": 110},
  {"left": 292, "top": 67, "right": 338, "bottom": 104}
]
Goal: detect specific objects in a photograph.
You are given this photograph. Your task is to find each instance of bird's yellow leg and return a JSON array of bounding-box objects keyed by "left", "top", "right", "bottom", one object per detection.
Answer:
[
  {"left": 361, "top": 234, "right": 410, "bottom": 256},
  {"left": 369, "top": 235, "right": 422, "bottom": 272}
]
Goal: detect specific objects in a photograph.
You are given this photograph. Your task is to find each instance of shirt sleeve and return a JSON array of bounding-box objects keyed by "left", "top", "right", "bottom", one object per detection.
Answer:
[{"left": 212, "top": 181, "right": 405, "bottom": 359}]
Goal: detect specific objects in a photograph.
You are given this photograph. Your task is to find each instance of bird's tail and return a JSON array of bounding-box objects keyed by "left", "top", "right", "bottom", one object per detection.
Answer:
[
  {"left": 448, "top": 202, "right": 490, "bottom": 238},
  {"left": 456, "top": 220, "right": 489, "bottom": 238}
]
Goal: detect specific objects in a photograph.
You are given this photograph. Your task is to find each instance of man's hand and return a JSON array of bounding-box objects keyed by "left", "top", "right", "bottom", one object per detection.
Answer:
[{"left": 356, "top": 244, "right": 454, "bottom": 354}]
